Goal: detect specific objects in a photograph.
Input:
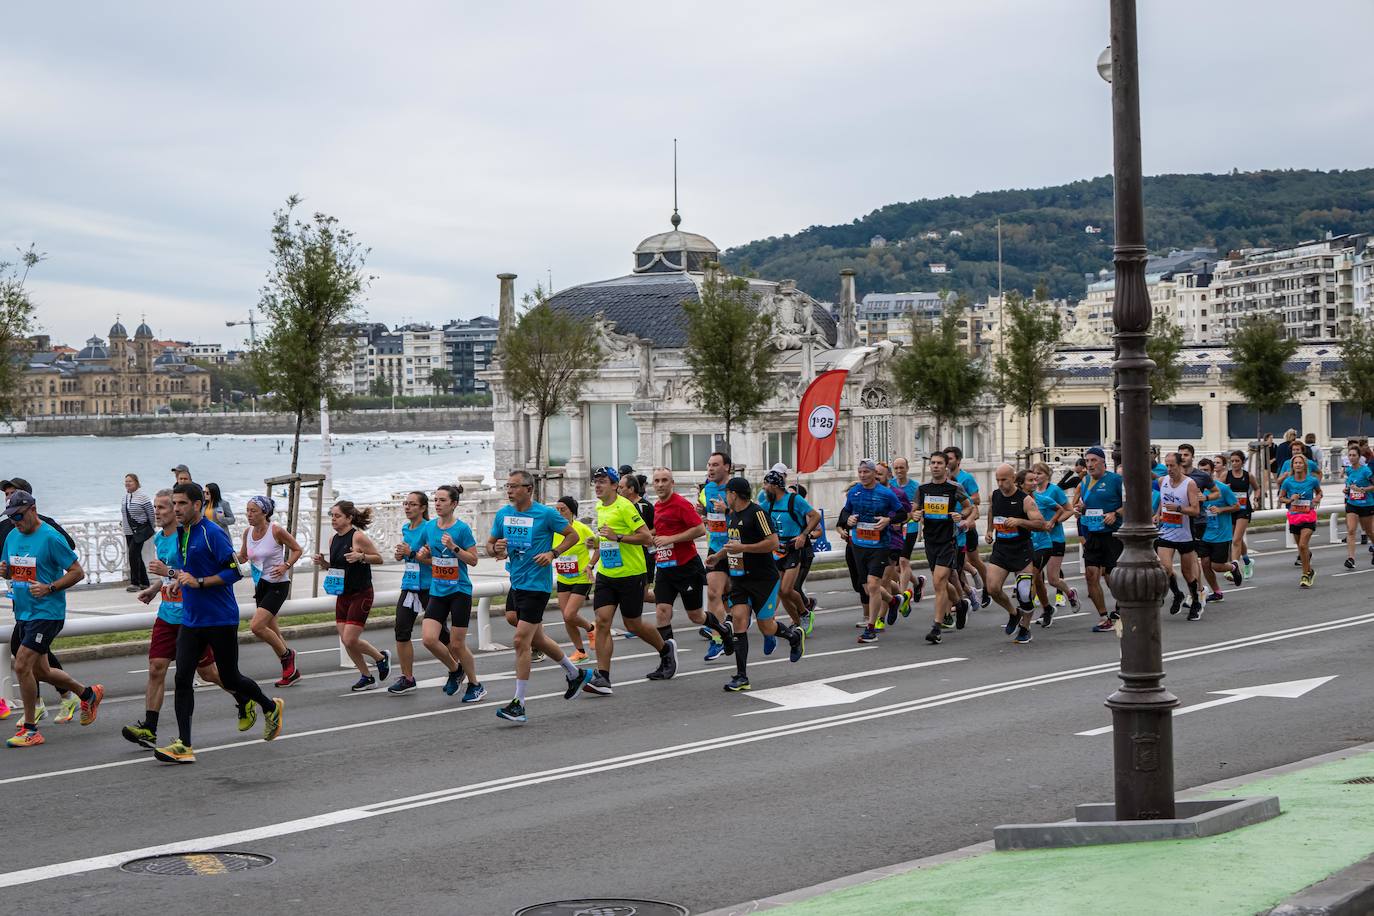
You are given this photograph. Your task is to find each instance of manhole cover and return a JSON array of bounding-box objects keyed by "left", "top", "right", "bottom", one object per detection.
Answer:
[
  {"left": 120, "top": 851, "right": 275, "bottom": 876},
  {"left": 514, "top": 900, "right": 689, "bottom": 916},
  {"left": 1345, "top": 776, "right": 1374, "bottom": 785}
]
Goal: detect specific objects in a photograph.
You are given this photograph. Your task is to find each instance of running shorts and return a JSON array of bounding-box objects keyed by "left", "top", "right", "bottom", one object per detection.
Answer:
[
  {"left": 728, "top": 576, "right": 780, "bottom": 621},
  {"left": 989, "top": 540, "right": 1032, "bottom": 573},
  {"left": 253, "top": 579, "right": 291, "bottom": 614},
  {"left": 593, "top": 573, "right": 648, "bottom": 619},
  {"left": 1033, "top": 547, "right": 1052, "bottom": 570},
  {"left": 1347, "top": 504, "right": 1374, "bottom": 518},
  {"left": 963, "top": 527, "right": 980, "bottom": 553},
  {"left": 335, "top": 588, "right": 374, "bottom": 627},
  {"left": 1288, "top": 521, "right": 1316, "bottom": 536},
  {"left": 925, "top": 538, "right": 961, "bottom": 571},
  {"left": 851, "top": 544, "right": 889, "bottom": 580},
  {"left": 148, "top": 617, "right": 213, "bottom": 665},
  {"left": 1155, "top": 537, "right": 1195, "bottom": 554},
  {"left": 1199, "top": 541, "right": 1231, "bottom": 565},
  {"left": 507, "top": 588, "right": 551, "bottom": 625},
  {"left": 655, "top": 558, "right": 705, "bottom": 611},
  {"left": 1083, "top": 532, "right": 1123, "bottom": 571},
  {"left": 425, "top": 591, "right": 473, "bottom": 629},
  {"left": 705, "top": 553, "right": 730, "bottom": 576},
  {"left": 774, "top": 543, "right": 803, "bottom": 572},
  {"left": 556, "top": 582, "right": 591, "bottom": 597}
]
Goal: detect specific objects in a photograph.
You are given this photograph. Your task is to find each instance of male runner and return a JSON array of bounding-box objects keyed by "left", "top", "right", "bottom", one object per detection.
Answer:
[
  {"left": 1197, "top": 458, "right": 1241, "bottom": 601},
  {"left": 891, "top": 457, "right": 927, "bottom": 605},
  {"left": 982, "top": 464, "right": 1048, "bottom": 644},
  {"left": 875, "top": 462, "right": 914, "bottom": 628},
  {"left": 912, "top": 453, "right": 976, "bottom": 645},
  {"left": 1156, "top": 453, "right": 1203, "bottom": 620},
  {"left": 842, "top": 459, "right": 906, "bottom": 644},
  {"left": 758, "top": 468, "right": 821, "bottom": 634},
  {"left": 944, "top": 446, "right": 988, "bottom": 607},
  {"left": 698, "top": 452, "right": 732, "bottom": 639},
  {"left": 712, "top": 477, "right": 803, "bottom": 692},
  {"left": 649, "top": 468, "right": 729, "bottom": 661},
  {"left": 1072, "top": 446, "right": 1123, "bottom": 632},
  {"left": 1342, "top": 444, "right": 1374, "bottom": 569},
  {"left": 1178, "top": 444, "right": 1220, "bottom": 597},
  {"left": 487, "top": 469, "right": 594, "bottom": 723}
]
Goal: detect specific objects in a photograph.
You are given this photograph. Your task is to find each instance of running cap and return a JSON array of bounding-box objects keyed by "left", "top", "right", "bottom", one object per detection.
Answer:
[
  {"left": 725, "top": 476, "right": 751, "bottom": 498},
  {"left": 1085, "top": 446, "right": 1107, "bottom": 460},
  {"left": 857, "top": 458, "right": 878, "bottom": 471},
  {"left": 171, "top": 464, "right": 190, "bottom": 474},
  {"left": 592, "top": 466, "right": 620, "bottom": 484},
  {"left": 0, "top": 480, "right": 12, "bottom": 490},
  {"left": 4, "top": 490, "right": 35, "bottom": 520},
  {"left": 763, "top": 470, "right": 786, "bottom": 488},
  {"left": 617, "top": 464, "right": 635, "bottom": 478}
]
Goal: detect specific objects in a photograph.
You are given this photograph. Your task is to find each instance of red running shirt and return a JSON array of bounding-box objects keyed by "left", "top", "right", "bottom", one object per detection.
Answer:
[{"left": 650, "top": 492, "right": 705, "bottom": 568}]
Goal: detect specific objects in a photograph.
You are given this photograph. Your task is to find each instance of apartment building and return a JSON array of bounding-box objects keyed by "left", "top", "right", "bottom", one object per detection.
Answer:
[{"left": 1214, "top": 234, "right": 1366, "bottom": 340}]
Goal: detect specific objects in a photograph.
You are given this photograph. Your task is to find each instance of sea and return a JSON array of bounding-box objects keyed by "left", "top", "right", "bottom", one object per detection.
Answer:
[{"left": 0, "top": 431, "right": 496, "bottom": 523}]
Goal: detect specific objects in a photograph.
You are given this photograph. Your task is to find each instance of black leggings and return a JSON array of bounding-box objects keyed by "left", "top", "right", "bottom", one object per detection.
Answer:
[
  {"left": 126, "top": 535, "right": 151, "bottom": 588},
  {"left": 175, "top": 625, "right": 272, "bottom": 746}
]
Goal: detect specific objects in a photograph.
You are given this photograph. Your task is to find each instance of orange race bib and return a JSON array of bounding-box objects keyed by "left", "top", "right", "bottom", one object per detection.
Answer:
[
  {"left": 706, "top": 513, "right": 727, "bottom": 534},
  {"left": 1160, "top": 504, "right": 1183, "bottom": 526},
  {"left": 8, "top": 555, "right": 37, "bottom": 584},
  {"left": 993, "top": 516, "right": 1017, "bottom": 535},
  {"left": 431, "top": 557, "right": 460, "bottom": 581},
  {"left": 1237, "top": 494, "right": 1248, "bottom": 508}
]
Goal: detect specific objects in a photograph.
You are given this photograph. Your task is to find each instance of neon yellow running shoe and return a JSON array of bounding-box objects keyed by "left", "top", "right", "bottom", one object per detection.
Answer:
[
  {"left": 153, "top": 739, "right": 196, "bottom": 764},
  {"left": 237, "top": 700, "right": 257, "bottom": 732},
  {"left": 262, "top": 698, "right": 283, "bottom": 741},
  {"left": 54, "top": 695, "right": 78, "bottom": 724}
]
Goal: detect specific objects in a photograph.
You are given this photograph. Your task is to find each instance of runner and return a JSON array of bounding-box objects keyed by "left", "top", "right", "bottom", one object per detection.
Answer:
[
  {"left": 487, "top": 469, "right": 594, "bottom": 723},
  {"left": 711, "top": 477, "right": 804, "bottom": 692},
  {"left": 759, "top": 467, "right": 821, "bottom": 635},
  {"left": 944, "top": 446, "right": 988, "bottom": 607},
  {"left": 983, "top": 464, "right": 1047, "bottom": 645},
  {"left": 312, "top": 501, "right": 391, "bottom": 691},
  {"left": 1072, "top": 446, "right": 1123, "bottom": 632},
  {"left": 238, "top": 495, "right": 303, "bottom": 687},
  {"left": 1280, "top": 457, "right": 1322, "bottom": 588},
  {"left": 619, "top": 473, "right": 657, "bottom": 605},
  {"left": 1342, "top": 443, "right": 1374, "bottom": 569},
  {"left": 890, "top": 457, "right": 927, "bottom": 605},
  {"left": 419, "top": 484, "right": 484, "bottom": 703},
  {"left": 553, "top": 496, "right": 597, "bottom": 663},
  {"left": 153, "top": 482, "right": 281, "bottom": 763},
  {"left": 387, "top": 490, "right": 440, "bottom": 694},
  {"left": 123, "top": 489, "right": 244, "bottom": 748},
  {"left": 1223, "top": 450, "right": 1255, "bottom": 579},
  {"left": 1029, "top": 462, "right": 1075, "bottom": 627},
  {"left": 1, "top": 490, "right": 102, "bottom": 748},
  {"left": 875, "top": 462, "right": 914, "bottom": 629},
  {"left": 699, "top": 452, "right": 732, "bottom": 637},
  {"left": 1197, "top": 458, "right": 1242, "bottom": 600},
  {"left": 1155, "top": 453, "right": 1203, "bottom": 620},
  {"left": 650, "top": 468, "right": 728, "bottom": 662},
  {"left": 585, "top": 466, "right": 676, "bottom": 695},
  {"left": 911, "top": 453, "right": 976, "bottom": 645},
  {"left": 842, "top": 459, "right": 907, "bottom": 644},
  {"left": 1178, "top": 444, "right": 1221, "bottom": 598},
  {"left": 787, "top": 483, "right": 821, "bottom": 619}
]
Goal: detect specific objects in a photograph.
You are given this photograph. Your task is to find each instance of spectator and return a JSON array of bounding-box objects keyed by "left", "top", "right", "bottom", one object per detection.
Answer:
[
  {"left": 1273, "top": 429, "right": 1299, "bottom": 474},
  {"left": 1304, "top": 433, "right": 1324, "bottom": 478},
  {"left": 1260, "top": 433, "right": 1277, "bottom": 475},
  {"left": 203, "top": 482, "right": 235, "bottom": 532},
  {"left": 121, "top": 473, "right": 155, "bottom": 591}
]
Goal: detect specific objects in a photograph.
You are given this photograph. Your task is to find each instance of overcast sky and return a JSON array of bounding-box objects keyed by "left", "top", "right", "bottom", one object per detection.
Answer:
[{"left": 6, "top": 1, "right": 1372, "bottom": 349}]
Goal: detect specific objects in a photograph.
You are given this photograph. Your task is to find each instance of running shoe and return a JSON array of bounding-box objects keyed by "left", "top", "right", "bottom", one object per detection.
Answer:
[
  {"left": 262, "top": 698, "right": 284, "bottom": 741},
  {"left": 1067, "top": 587, "right": 1079, "bottom": 609},
  {"left": 857, "top": 626, "right": 878, "bottom": 644},
  {"left": 237, "top": 700, "right": 257, "bottom": 732},
  {"left": 1013, "top": 628, "right": 1033, "bottom": 645},
  {"left": 924, "top": 626, "right": 942, "bottom": 645},
  {"left": 153, "top": 739, "right": 195, "bottom": 764},
  {"left": 724, "top": 674, "right": 751, "bottom": 692},
  {"left": 275, "top": 669, "right": 301, "bottom": 688},
  {"left": 855, "top": 619, "right": 869, "bottom": 629},
  {"left": 531, "top": 650, "right": 546, "bottom": 662},
  {"left": 1231, "top": 561, "right": 1244, "bottom": 586},
  {"left": 496, "top": 700, "right": 527, "bottom": 724},
  {"left": 79, "top": 685, "right": 104, "bottom": 726},
  {"left": 719, "top": 622, "right": 735, "bottom": 656},
  {"left": 913, "top": 575, "right": 926, "bottom": 605},
  {"left": 788, "top": 628, "right": 805, "bottom": 663},
  {"left": 801, "top": 610, "right": 815, "bottom": 635},
  {"left": 1091, "top": 617, "right": 1115, "bottom": 633},
  {"left": 1055, "top": 591, "right": 1067, "bottom": 608},
  {"left": 1208, "top": 591, "right": 1224, "bottom": 603},
  {"left": 0, "top": 697, "right": 9, "bottom": 720},
  {"left": 6, "top": 727, "right": 43, "bottom": 748},
  {"left": 122, "top": 719, "right": 158, "bottom": 747},
  {"left": 704, "top": 639, "right": 725, "bottom": 662},
  {"left": 980, "top": 588, "right": 991, "bottom": 609},
  {"left": 1294, "top": 557, "right": 1302, "bottom": 567},
  {"left": 1038, "top": 606, "right": 1055, "bottom": 629},
  {"left": 763, "top": 633, "right": 778, "bottom": 656},
  {"left": 388, "top": 676, "right": 419, "bottom": 695},
  {"left": 1243, "top": 557, "right": 1254, "bottom": 579},
  {"left": 1169, "top": 593, "right": 1184, "bottom": 616},
  {"left": 1300, "top": 571, "right": 1314, "bottom": 588},
  {"left": 884, "top": 595, "right": 903, "bottom": 627},
  {"left": 375, "top": 651, "right": 391, "bottom": 682},
  {"left": 941, "top": 612, "right": 956, "bottom": 630},
  {"left": 874, "top": 617, "right": 885, "bottom": 631},
  {"left": 955, "top": 598, "right": 970, "bottom": 630},
  {"left": 583, "top": 671, "right": 613, "bottom": 696},
  {"left": 34, "top": 699, "right": 47, "bottom": 723},
  {"left": 442, "top": 669, "right": 462, "bottom": 696},
  {"left": 1187, "top": 602, "right": 1203, "bottom": 622},
  {"left": 660, "top": 638, "right": 678, "bottom": 679},
  {"left": 462, "top": 682, "right": 487, "bottom": 704},
  {"left": 351, "top": 675, "right": 377, "bottom": 692},
  {"left": 698, "top": 625, "right": 714, "bottom": 640},
  {"left": 565, "top": 668, "right": 593, "bottom": 699},
  {"left": 1004, "top": 614, "right": 1018, "bottom": 636},
  {"left": 1346, "top": 557, "right": 1358, "bottom": 570},
  {"left": 806, "top": 594, "right": 819, "bottom": 614},
  {"left": 569, "top": 650, "right": 590, "bottom": 664},
  {"left": 279, "top": 648, "right": 298, "bottom": 680}
]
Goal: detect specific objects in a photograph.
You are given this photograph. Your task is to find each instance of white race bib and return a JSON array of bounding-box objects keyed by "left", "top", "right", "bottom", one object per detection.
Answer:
[{"left": 554, "top": 556, "right": 579, "bottom": 577}]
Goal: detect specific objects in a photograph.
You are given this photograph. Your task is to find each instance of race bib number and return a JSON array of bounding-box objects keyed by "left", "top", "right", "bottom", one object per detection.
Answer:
[
  {"left": 503, "top": 517, "right": 533, "bottom": 550},
  {"left": 323, "top": 568, "right": 345, "bottom": 596},
  {"left": 554, "top": 556, "right": 579, "bottom": 577},
  {"left": 728, "top": 552, "right": 744, "bottom": 576},
  {"left": 993, "top": 516, "right": 1017, "bottom": 538},
  {"left": 1160, "top": 504, "right": 1183, "bottom": 527},
  {"left": 600, "top": 540, "right": 623, "bottom": 570},
  {"left": 1083, "top": 508, "right": 1105, "bottom": 532},
  {"left": 922, "top": 496, "right": 950, "bottom": 518},
  {"left": 854, "top": 521, "right": 881, "bottom": 546},
  {"left": 160, "top": 580, "right": 182, "bottom": 603},
  {"left": 706, "top": 513, "right": 727, "bottom": 535},
  {"left": 8, "top": 555, "right": 36, "bottom": 585},
  {"left": 250, "top": 563, "right": 263, "bottom": 586},
  {"left": 1237, "top": 494, "right": 1248, "bottom": 508},
  {"left": 654, "top": 545, "right": 678, "bottom": 569},
  {"left": 1291, "top": 499, "right": 1311, "bottom": 512},
  {"left": 400, "top": 561, "right": 421, "bottom": 591},
  {"left": 431, "top": 557, "right": 460, "bottom": 582}
]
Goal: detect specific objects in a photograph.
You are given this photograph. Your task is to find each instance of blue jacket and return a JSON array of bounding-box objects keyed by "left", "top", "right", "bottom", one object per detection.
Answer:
[{"left": 177, "top": 518, "right": 244, "bottom": 627}]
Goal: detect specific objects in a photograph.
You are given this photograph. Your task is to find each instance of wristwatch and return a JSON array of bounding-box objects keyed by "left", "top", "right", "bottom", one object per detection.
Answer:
[{"left": 197, "top": 577, "right": 206, "bottom": 589}]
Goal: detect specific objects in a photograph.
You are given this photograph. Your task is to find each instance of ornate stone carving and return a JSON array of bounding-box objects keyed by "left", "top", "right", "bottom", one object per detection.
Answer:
[
  {"left": 859, "top": 385, "right": 890, "bottom": 409},
  {"left": 758, "top": 279, "right": 820, "bottom": 350}
]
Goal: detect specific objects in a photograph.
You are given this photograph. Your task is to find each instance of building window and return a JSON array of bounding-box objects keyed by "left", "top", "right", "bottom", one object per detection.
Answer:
[
  {"left": 589, "top": 402, "right": 638, "bottom": 469},
  {"left": 1226, "top": 402, "right": 1302, "bottom": 440},
  {"left": 1329, "top": 402, "right": 1374, "bottom": 439},
  {"left": 861, "top": 417, "right": 889, "bottom": 461},
  {"left": 765, "top": 431, "right": 796, "bottom": 470},
  {"left": 546, "top": 415, "right": 570, "bottom": 467},
  {"left": 1150, "top": 404, "right": 1204, "bottom": 440},
  {"left": 1048, "top": 407, "right": 1102, "bottom": 448},
  {"left": 954, "top": 423, "right": 979, "bottom": 461},
  {"left": 670, "top": 433, "right": 716, "bottom": 472}
]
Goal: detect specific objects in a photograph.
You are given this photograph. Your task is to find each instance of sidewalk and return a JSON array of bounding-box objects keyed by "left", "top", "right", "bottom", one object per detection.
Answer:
[{"left": 708, "top": 742, "right": 1374, "bottom": 916}]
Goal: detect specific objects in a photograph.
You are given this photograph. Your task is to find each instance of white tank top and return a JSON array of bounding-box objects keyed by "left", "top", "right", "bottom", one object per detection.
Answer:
[
  {"left": 1157, "top": 477, "right": 1193, "bottom": 543},
  {"left": 246, "top": 523, "right": 290, "bottom": 583}
]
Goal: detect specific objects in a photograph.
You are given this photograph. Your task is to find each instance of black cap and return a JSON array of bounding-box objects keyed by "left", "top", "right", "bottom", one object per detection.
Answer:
[
  {"left": 725, "top": 476, "right": 751, "bottom": 499},
  {"left": 617, "top": 464, "right": 635, "bottom": 477},
  {"left": 8, "top": 477, "right": 31, "bottom": 494}
]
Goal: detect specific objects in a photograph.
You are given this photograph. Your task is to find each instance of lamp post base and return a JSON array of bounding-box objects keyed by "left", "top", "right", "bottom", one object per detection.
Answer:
[{"left": 993, "top": 795, "right": 1280, "bottom": 851}]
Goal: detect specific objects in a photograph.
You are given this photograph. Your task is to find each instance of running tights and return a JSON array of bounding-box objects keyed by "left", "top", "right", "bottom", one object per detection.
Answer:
[{"left": 174, "top": 625, "right": 272, "bottom": 746}]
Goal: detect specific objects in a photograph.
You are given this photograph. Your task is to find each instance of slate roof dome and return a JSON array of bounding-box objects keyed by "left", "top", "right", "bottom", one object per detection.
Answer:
[
  {"left": 77, "top": 336, "right": 109, "bottom": 361},
  {"left": 135, "top": 321, "right": 155, "bottom": 339},
  {"left": 154, "top": 349, "right": 187, "bottom": 366},
  {"left": 633, "top": 214, "right": 720, "bottom": 274},
  {"left": 109, "top": 320, "right": 128, "bottom": 338}
]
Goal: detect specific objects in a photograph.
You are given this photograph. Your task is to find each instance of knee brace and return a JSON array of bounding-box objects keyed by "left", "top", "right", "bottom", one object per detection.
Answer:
[{"left": 1015, "top": 574, "right": 1034, "bottom": 611}]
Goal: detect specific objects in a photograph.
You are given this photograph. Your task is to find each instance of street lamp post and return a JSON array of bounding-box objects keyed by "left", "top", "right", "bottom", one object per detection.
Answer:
[{"left": 1102, "top": 0, "right": 1178, "bottom": 820}]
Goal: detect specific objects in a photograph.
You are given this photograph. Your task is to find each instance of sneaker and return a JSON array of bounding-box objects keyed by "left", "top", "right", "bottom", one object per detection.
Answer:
[
  {"left": 79, "top": 685, "right": 104, "bottom": 726},
  {"left": 720, "top": 623, "right": 735, "bottom": 656},
  {"left": 1187, "top": 602, "right": 1203, "bottom": 621},
  {"left": 698, "top": 625, "right": 714, "bottom": 640},
  {"left": 153, "top": 739, "right": 195, "bottom": 763},
  {"left": 496, "top": 699, "right": 527, "bottom": 724},
  {"left": 704, "top": 639, "right": 725, "bottom": 662},
  {"left": 806, "top": 594, "right": 819, "bottom": 614},
  {"left": 1345, "top": 557, "right": 1357, "bottom": 570},
  {"left": 1092, "top": 617, "right": 1115, "bottom": 633},
  {"left": 788, "top": 628, "right": 805, "bottom": 663},
  {"left": 583, "top": 671, "right": 613, "bottom": 696},
  {"left": 1004, "top": 614, "right": 1018, "bottom": 636},
  {"left": 375, "top": 651, "right": 391, "bottom": 682},
  {"left": 1013, "top": 628, "right": 1033, "bottom": 645},
  {"left": 1055, "top": 591, "right": 1067, "bottom": 608},
  {"left": 1243, "top": 557, "right": 1254, "bottom": 579},
  {"left": 914, "top": 575, "right": 926, "bottom": 604},
  {"left": 56, "top": 696, "right": 81, "bottom": 723},
  {"left": 801, "top": 610, "right": 815, "bottom": 635},
  {"left": 237, "top": 700, "right": 257, "bottom": 732},
  {"left": 531, "top": 650, "right": 546, "bottom": 662},
  {"left": 763, "top": 633, "right": 778, "bottom": 656},
  {"left": 941, "top": 612, "right": 956, "bottom": 630},
  {"left": 351, "top": 675, "right": 378, "bottom": 692},
  {"left": 857, "top": 626, "right": 878, "bottom": 644},
  {"left": 1300, "top": 572, "right": 1313, "bottom": 588},
  {"left": 924, "top": 626, "right": 942, "bottom": 645},
  {"left": 1169, "top": 593, "right": 1184, "bottom": 616},
  {"left": 955, "top": 598, "right": 970, "bottom": 630},
  {"left": 34, "top": 699, "right": 47, "bottom": 723},
  {"left": 569, "top": 650, "right": 590, "bottom": 664},
  {"left": 1294, "top": 557, "right": 1302, "bottom": 567},
  {"left": 5, "top": 727, "right": 43, "bottom": 748},
  {"left": 980, "top": 588, "right": 991, "bottom": 609},
  {"left": 1208, "top": 591, "right": 1224, "bottom": 603},
  {"left": 1038, "top": 606, "right": 1055, "bottom": 628},
  {"left": 565, "top": 669, "right": 593, "bottom": 700},
  {"left": 724, "top": 674, "right": 751, "bottom": 692},
  {"left": 855, "top": 619, "right": 869, "bottom": 629},
  {"left": 874, "top": 617, "right": 886, "bottom": 632},
  {"left": 279, "top": 648, "right": 298, "bottom": 680},
  {"left": 0, "top": 698, "right": 9, "bottom": 720},
  {"left": 262, "top": 698, "right": 284, "bottom": 740},
  {"left": 122, "top": 722, "right": 157, "bottom": 748},
  {"left": 442, "top": 669, "right": 462, "bottom": 696},
  {"left": 885, "top": 594, "right": 904, "bottom": 626},
  {"left": 274, "top": 669, "right": 301, "bottom": 688},
  {"left": 462, "top": 682, "right": 487, "bottom": 704},
  {"left": 1067, "top": 587, "right": 1079, "bottom": 609},
  {"left": 1230, "top": 561, "right": 1244, "bottom": 586},
  {"left": 660, "top": 638, "right": 677, "bottom": 679},
  {"left": 387, "top": 676, "right": 419, "bottom": 695}
]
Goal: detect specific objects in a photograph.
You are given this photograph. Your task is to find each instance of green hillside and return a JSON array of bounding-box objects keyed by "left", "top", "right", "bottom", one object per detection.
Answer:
[{"left": 721, "top": 169, "right": 1374, "bottom": 303}]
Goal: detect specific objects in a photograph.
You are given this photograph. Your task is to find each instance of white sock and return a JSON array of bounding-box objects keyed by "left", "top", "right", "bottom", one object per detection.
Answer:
[
  {"left": 515, "top": 679, "right": 528, "bottom": 702},
  {"left": 558, "top": 656, "right": 578, "bottom": 677}
]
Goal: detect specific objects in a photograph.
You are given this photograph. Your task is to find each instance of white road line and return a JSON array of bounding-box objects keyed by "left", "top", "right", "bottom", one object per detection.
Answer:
[
  {"left": 1333, "top": 568, "right": 1374, "bottom": 577},
  {"left": 1076, "top": 695, "right": 1250, "bottom": 736},
  {"left": 5, "top": 615, "right": 1374, "bottom": 888}
]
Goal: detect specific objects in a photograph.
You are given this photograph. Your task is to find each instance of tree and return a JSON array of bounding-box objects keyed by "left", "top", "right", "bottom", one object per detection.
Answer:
[
  {"left": 193, "top": 359, "right": 261, "bottom": 404},
  {"left": 994, "top": 290, "right": 1060, "bottom": 465},
  {"left": 891, "top": 298, "right": 985, "bottom": 448},
  {"left": 1230, "top": 315, "right": 1302, "bottom": 441},
  {"left": 251, "top": 195, "right": 371, "bottom": 481},
  {"left": 499, "top": 284, "right": 602, "bottom": 473},
  {"left": 1334, "top": 316, "right": 1374, "bottom": 435},
  {"left": 1146, "top": 315, "right": 1184, "bottom": 405},
  {"left": 427, "top": 367, "right": 456, "bottom": 394},
  {"left": 681, "top": 270, "right": 778, "bottom": 453},
  {"left": 369, "top": 375, "right": 393, "bottom": 398},
  {"left": 0, "top": 245, "right": 44, "bottom": 418}
]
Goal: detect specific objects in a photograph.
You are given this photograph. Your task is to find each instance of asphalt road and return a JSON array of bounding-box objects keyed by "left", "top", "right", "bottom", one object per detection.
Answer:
[{"left": 2, "top": 535, "right": 1371, "bottom": 916}]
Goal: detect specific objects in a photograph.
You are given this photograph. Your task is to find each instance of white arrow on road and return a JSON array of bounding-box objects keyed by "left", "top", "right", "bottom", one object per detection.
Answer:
[
  {"left": 735, "top": 657, "right": 965, "bottom": 716},
  {"left": 1076, "top": 675, "right": 1337, "bottom": 736}
]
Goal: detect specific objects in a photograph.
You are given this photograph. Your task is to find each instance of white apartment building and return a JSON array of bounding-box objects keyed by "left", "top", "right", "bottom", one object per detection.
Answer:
[
  {"left": 1214, "top": 234, "right": 1366, "bottom": 340},
  {"left": 1074, "top": 248, "right": 1216, "bottom": 344},
  {"left": 369, "top": 324, "right": 443, "bottom": 397},
  {"left": 1353, "top": 244, "right": 1374, "bottom": 322}
]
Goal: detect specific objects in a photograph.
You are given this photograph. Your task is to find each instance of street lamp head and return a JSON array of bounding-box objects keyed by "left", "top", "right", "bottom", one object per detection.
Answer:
[{"left": 1096, "top": 45, "right": 1112, "bottom": 84}]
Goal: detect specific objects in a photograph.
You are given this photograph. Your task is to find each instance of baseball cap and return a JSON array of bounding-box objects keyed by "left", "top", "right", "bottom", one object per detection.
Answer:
[
  {"left": 1085, "top": 447, "right": 1107, "bottom": 460},
  {"left": 171, "top": 464, "right": 190, "bottom": 475},
  {"left": 592, "top": 466, "right": 621, "bottom": 484},
  {"left": 725, "top": 476, "right": 752, "bottom": 498},
  {"left": 8, "top": 477, "right": 31, "bottom": 494},
  {"left": 857, "top": 458, "right": 878, "bottom": 471},
  {"left": 617, "top": 464, "right": 635, "bottom": 478},
  {"left": 4, "top": 490, "right": 35, "bottom": 520}
]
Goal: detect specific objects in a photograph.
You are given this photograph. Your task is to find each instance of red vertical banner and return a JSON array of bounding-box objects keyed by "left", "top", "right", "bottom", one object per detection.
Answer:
[{"left": 795, "top": 369, "right": 848, "bottom": 473}]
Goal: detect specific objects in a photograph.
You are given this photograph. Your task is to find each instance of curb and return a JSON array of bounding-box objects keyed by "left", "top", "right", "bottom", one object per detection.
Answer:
[{"left": 1268, "top": 854, "right": 1374, "bottom": 915}]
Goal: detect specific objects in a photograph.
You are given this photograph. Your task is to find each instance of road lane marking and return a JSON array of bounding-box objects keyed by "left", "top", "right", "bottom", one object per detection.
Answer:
[
  {"left": 736, "top": 658, "right": 967, "bottom": 715},
  {"left": 1076, "top": 675, "right": 1338, "bottom": 736}
]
